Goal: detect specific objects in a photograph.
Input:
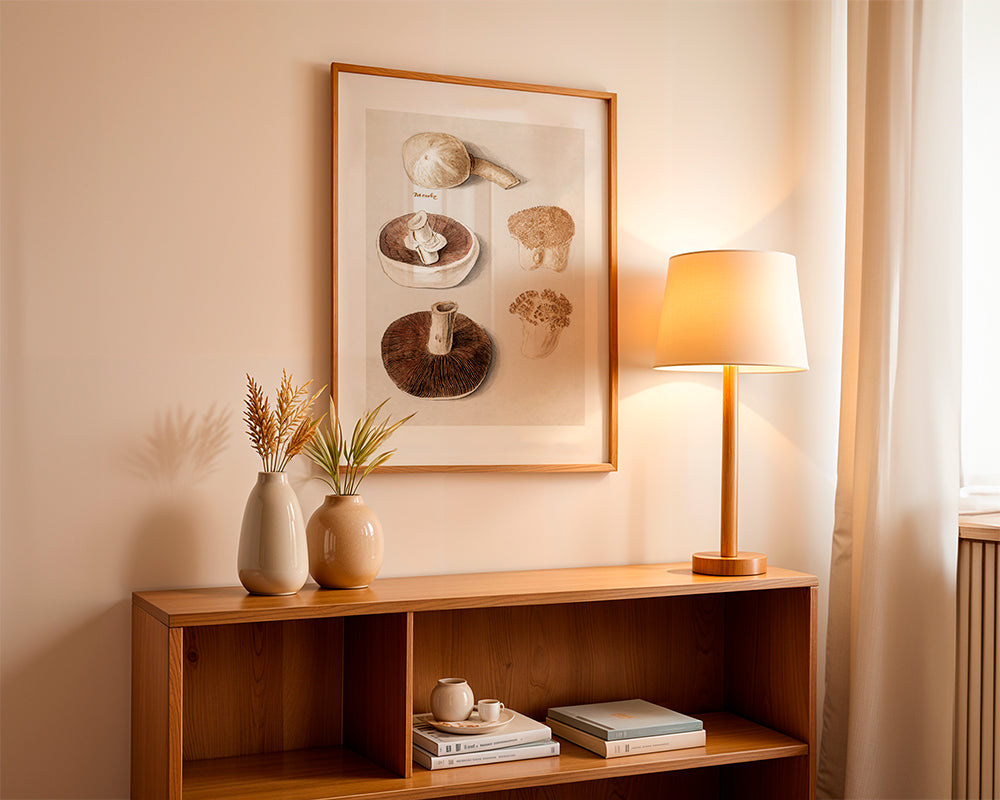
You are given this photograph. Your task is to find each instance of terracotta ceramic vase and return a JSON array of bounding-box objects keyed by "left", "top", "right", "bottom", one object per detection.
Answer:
[
  {"left": 237, "top": 471, "right": 309, "bottom": 596},
  {"left": 306, "top": 495, "right": 384, "bottom": 589}
]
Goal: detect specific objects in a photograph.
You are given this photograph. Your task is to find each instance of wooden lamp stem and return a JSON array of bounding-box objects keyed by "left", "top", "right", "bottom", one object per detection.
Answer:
[
  {"left": 692, "top": 365, "right": 767, "bottom": 576},
  {"left": 720, "top": 364, "right": 738, "bottom": 558}
]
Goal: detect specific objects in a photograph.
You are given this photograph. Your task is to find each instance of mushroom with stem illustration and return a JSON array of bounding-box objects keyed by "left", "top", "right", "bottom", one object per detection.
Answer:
[
  {"left": 403, "top": 210, "right": 447, "bottom": 265},
  {"left": 376, "top": 211, "right": 480, "bottom": 288},
  {"left": 382, "top": 301, "right": 493, "bottom": 399},
  {"left": 508, "top": 289, "right": 573, "bottom": 359},
  {"left": 402, "top": 132, "right": 519, "bottom": 190}
]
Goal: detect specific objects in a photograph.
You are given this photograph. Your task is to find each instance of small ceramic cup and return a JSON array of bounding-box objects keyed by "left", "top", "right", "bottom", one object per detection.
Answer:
[{"left": 478, "top": 699, "right": 505, "bottom": 723}]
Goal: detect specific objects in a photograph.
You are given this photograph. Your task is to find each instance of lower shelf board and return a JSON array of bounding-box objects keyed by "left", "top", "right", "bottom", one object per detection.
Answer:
[{"left": 182, "top": 712, "right": 809, "bottom": 800}]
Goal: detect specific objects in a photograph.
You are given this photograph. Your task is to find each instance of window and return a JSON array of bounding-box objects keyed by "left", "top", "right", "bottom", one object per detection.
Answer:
[{"left": 961, "top": 0, "right": 1000, "bottom": 509}]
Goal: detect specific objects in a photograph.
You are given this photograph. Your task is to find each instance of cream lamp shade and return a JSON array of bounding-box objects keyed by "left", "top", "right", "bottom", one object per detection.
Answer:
[
  {"left": 654, "top": 249, "right": 808, "bottom": 576},
  {"left": 654, "top": 250, "right": 808, "bottom": 373}
]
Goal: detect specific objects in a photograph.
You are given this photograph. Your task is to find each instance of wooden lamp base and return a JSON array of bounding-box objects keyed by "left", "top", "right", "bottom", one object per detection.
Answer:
[
  {"left": 690, "top": 366, "right": 768, "bottom": 579},
  {"left": 692, "top": 551, "right": 767, "bottom": 577}
]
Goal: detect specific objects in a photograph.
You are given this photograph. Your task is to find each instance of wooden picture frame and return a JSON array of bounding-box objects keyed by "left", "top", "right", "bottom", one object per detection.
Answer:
[{"left": 332, "top": 63, "right": 617, "bottom": 472}]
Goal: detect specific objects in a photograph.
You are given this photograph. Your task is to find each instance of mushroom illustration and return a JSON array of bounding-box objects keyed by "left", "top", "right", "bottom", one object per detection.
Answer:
[
  {"left": 402, "top": 132, "right": 519, "bottom": 190},
  {"left": 508, "top": 289, "right": 573, "bottom": 359},
  {"left": 404, "top": 210, "right": 447, "bottom": 265},
  {"left": 381, "top": 301, "right": 493, "bottom": 399},
  {"left": 507, "top": 206, "right": 575, "bottom": 272},
  {"left": 376, "top": 212, "right": 480, "bottom": 289}
]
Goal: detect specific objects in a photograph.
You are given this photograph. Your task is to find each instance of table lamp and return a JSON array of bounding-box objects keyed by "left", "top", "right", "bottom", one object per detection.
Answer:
[{"left": 654, "top": 250, "right": 808, "bottom": 576}]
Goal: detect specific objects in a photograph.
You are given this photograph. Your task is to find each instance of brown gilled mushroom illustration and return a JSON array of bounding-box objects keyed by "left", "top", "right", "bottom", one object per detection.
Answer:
[
  {"left": 507, "top": 206, "right": 575, "bottom": 272},
  {"left": 376, "top": 211, "right": 480, "bottom": 289},
  {"left": 402, "top": 132, "right": 519, "bottom": 190},
  {"left": 508, "top": 289, "right": 573, "bottom": 359},
  {"left": 382, "top": 301, "right": 493, "bottom": 399}
]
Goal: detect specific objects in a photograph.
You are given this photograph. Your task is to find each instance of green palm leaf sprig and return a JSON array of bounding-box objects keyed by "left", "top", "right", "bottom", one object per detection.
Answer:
[{"left": 304, "top": 398, "right": 414, "bottom": 495}]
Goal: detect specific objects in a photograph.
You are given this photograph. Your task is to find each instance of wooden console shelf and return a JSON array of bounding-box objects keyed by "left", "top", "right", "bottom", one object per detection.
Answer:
[{"left": 132, "top": 563, "right": 817, "bottom": 800}]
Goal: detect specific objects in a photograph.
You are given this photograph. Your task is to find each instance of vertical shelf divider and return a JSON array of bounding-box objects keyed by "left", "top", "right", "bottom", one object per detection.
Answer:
[{"left": 344, "top": 611, "right": 414, "bottom": 778}]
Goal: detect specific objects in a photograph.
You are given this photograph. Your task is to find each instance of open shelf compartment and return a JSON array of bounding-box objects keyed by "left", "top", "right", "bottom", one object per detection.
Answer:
[
  {"left": 132, "top": 563, "right": 817, "bottom": 800},
  {"left": 180, "top": 712, "right": 806, "bottom": 800}
]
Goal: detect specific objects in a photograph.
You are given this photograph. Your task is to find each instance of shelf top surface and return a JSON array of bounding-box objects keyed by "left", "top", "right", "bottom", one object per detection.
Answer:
[
  {"left": 134, "top": 562, "right": 817, "bottom": 627},
  {"left": 960, "top": 512, "right": 1000, "bottom": 542}
]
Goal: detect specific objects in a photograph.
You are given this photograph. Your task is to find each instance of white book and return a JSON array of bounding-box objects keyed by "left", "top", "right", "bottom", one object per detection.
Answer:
[
  {"left": 546, "top": 716, "right": 706, "bottom": 758},
  {"left": 412, "top": 739, "right": 560, "bottom": 770},
  {"left": 412, "top": 710, "right": 551, "bottom": 755}
]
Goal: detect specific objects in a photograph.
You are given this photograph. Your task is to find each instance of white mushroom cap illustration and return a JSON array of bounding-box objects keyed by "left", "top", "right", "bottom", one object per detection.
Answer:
[{"left": 402, "top": 132, "right": 519, "bottom": 190}]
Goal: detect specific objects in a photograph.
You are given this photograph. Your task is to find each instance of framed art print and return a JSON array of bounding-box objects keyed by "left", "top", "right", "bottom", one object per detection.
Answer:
[{"left": 332, "top": 63, "right": 617, "bottom": 471}]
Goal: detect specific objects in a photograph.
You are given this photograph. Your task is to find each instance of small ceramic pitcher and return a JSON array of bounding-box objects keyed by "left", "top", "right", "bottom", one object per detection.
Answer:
[{"left": 430, "top": 678, "right": 474, "bottom": 722}]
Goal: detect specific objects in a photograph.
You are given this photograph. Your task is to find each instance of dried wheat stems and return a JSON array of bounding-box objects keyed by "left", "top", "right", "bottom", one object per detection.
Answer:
[{"left": 244, "top": 371, "right": 325, "bottom": 472}]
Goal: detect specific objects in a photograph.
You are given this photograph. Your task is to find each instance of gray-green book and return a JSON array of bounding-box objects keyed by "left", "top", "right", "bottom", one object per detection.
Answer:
[{"left": 546, "top": 699, "right": 703, "bottom": 741}]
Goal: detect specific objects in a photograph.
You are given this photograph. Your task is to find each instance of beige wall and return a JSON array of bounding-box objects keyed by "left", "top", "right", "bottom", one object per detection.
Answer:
[{"left": 0, "top": 2, "right": 844, "bottom": 797}]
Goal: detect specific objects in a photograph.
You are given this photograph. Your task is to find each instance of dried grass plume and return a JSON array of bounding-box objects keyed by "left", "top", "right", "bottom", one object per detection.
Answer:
[{"left": 244, "top": 371, "right": 325, "bottom": 472}]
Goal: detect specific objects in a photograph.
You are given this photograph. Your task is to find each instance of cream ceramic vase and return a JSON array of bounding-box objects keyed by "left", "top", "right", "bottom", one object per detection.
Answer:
[
  {"left": 237, "top": 471, "right": 309, "bottom": 596},
  {"left": 430, "top": 678, "right": 475, "bottom": 722},
  {"left": 306, "top": 494, "right": 384, "bottom": 589}
]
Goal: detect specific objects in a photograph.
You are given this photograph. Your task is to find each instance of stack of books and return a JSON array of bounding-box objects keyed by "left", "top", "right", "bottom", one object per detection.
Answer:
[
  {"left": 545, "top": 698, "right": 706, "bottom": 758},
  {"left": 412, "top": 710, "right": 559, "bottom": 770}
]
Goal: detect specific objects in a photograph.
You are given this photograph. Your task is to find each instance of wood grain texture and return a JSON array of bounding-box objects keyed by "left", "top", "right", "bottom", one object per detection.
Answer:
[
  {"left": 134, "top": 565, "right": 816, "bottom": 799},
  {"left": 131, "top": 605, "right": 183, "bottom": 800},
  {"left": 181, "top": 713, "right": 804, "bottom": 800},
  {"left": 960, "top": 513, "right": 1000, "bottom": 543},
  {"left": 132, "top": 605, "right": 165, "bottom": 800},
  {"left": 605, "top": 88, "right": 618, "bottom": 474},
  {"left": 723, "top": 586, "right": 817, "bottom": 799},
  {"left": 133, "top": 563, "right": 818, "bottom": 627},
  {"left": 413, "top": 596, "right": 723, "bottom": 721},
  {"left": 721, "top": 364, "right": 739, "bottom": 558},
  {"left": 692, "top": 551, "right": 767, "bottom": 577},
  {"left": 343, "top": 613, "right": 412, "bottom": 778},
  {"left": 282, "top": 618, "right": 345, "bottom": 752},
  {"left": 372, "top": 462, "right": 618, "bottom": 474},
  {"left": 459, "top": 771, "right": 718, "bottom": 800},
  {"left": 331, "top": 62, "right": 616, "bottom": 104},
  {"left": 720, "top": 755, "right": 812, "bottom": 800},
  {"left": 182, "top": 618, "right": 343, "bottom": 760}
]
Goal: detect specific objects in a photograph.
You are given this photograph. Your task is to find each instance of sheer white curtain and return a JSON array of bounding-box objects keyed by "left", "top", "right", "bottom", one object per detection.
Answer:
[{"left": 818, "top": 2, "right": 962, "bottom": 799}]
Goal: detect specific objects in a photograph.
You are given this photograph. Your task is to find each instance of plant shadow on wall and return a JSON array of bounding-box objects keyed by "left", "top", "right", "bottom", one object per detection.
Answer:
[{"left": 123, "top": 405, "right": 229, "bottom": 589}]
